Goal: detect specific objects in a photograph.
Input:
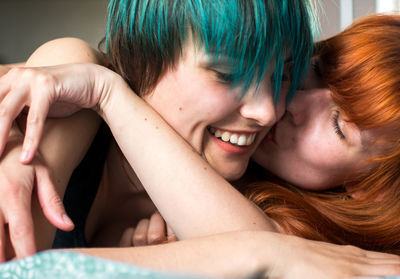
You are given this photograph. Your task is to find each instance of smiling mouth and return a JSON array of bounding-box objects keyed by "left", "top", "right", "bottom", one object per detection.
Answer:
[{"left": 208, "top": 127, "right": 257, "bottom": 146}]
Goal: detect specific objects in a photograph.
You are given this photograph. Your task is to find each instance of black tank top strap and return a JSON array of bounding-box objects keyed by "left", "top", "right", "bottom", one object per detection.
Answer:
[{"left": 53, "top": 123, "right": 112, "bottom": 248}]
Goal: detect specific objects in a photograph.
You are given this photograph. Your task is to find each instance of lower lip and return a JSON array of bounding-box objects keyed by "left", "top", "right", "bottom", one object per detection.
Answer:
[{"left": 208, "top": 130, "right": 254, "bottom": 155}]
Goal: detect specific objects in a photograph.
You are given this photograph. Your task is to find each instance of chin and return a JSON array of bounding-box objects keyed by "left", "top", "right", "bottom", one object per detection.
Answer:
[{"left": 221, "top": 165, "right": 248, "bottom": 182}]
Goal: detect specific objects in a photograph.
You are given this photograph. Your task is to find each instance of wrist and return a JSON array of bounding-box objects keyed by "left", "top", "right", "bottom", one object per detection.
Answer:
[
  {"left": 95, "top": 68, "right": 127, "bottom": 118},
  {"left": 97, "top": 72, "right": 135, "bottom": 123}
]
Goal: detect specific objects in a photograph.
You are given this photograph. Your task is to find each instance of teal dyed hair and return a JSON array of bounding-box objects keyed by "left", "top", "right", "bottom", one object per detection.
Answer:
[{"left": 105, "top": 0, "right": 318, "bottom": 99}]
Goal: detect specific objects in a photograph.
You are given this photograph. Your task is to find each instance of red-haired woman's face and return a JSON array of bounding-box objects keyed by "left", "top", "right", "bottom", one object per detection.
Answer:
[{"left": 253, "top": 61, "right": 391, "bottom": 190}]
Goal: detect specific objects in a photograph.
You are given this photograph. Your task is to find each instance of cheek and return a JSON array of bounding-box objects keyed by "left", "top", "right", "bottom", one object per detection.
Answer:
[
  {"left": 297, "top": 134, "right": 344, "bottom": 168},
  {"left": 146, "top": 76, "right": 240, "bottom": 137}
]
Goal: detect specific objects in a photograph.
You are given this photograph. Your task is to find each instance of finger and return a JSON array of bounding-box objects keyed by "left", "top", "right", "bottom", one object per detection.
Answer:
[
  {"left": 363, "top": 249, "right": 400, "bottom": 260},
  {"left": 0, "top": 90, "right": 28, "bottom": 157},
  {"left": 358, "top": 263, "right": 400, "bottom": 277},
  {"left": 147, "top": 212, "right": 166, "bottom": 245},
  {"left": 7, "top": 197, "right": 37, "bottom": 259},
  {"left": 119, "top": 227, "right": 134, "bottom": 247},
  {"left": 166, "top": 224, "right": 178, "bottom": 243},
  {"left": 0, "top": 67, "right": 20, "bottom": 102},
  {"left": 0, "top": 76, "right": 12, "bottom": 103},
  {"left": 133, "top": 219, "right": 149, "bottom": 247},
  {"left": 0, "top": 214, "right": 6, "bottom": 262},
  {"left": 20, "top": 97, "right": 51, "bottom": 164},
  {"left": 35, "top": 165, "right": 74, "bottom": 231}
]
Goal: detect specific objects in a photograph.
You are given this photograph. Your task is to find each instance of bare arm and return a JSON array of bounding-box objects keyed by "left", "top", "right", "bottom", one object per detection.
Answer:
[
  {"left": 0, "top": 61, "right": 278, "bottom": 240},
  {"left": 99, "top": 76, "right": 279, "bottom": 238},
  {"left": 0, "top": 38, "right": 102, "bottom": 259},
  {"left": 72, "top": 230, "right": 400, "bottom": 279}
]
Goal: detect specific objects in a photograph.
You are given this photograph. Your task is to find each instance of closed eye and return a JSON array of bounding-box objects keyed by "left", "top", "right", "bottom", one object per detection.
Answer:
[
  {"left": 212, "top": 70, "right": 235, "bottom": 84},
  {"left": 332, "top": 110, "right": 345, "bottom": 140}
]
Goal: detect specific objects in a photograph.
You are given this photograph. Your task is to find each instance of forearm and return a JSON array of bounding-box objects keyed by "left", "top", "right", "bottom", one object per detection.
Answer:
[
  {"left": 99, "top": 77, "right": 279, "bottom": 239},
  {"left": 72, "top": 231, "right": 273, "bottom": 279}
]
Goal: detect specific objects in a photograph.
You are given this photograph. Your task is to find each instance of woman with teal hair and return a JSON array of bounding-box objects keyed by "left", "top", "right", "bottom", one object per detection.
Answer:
[
  {"left": 0, "top": 0, "right": 316, "bottom": 252},
  {"left": 0, "top": 0, "right": 399, "bottom": 278}
]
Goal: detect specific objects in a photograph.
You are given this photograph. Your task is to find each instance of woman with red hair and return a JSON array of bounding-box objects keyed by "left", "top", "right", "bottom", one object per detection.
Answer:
[{"left": 249, "top": 13, "right": 400, "bottom": 254}]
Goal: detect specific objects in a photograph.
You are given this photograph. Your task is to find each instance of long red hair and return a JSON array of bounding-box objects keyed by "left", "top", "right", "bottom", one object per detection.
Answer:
[{"left": 246, "top": 14, "right": 400, "bottom": 254}]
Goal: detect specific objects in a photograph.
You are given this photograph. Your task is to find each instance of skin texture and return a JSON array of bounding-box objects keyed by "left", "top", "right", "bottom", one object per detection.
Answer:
[
  {"left": 0, "top": 42, "right": 399, "bottom": 278},
  {"left": 74, "top": 230, "right": 400, "bottom": 279},
  {"left": 253, "top": 61, "right": 392, "bottom": 190},
  {"left": 141, "top": 41, "right": 287, "bottom": 181},
  {"left": 0, "top": 41, "right": 103, "bottom": 260},
  {"left": 0, "top": 38, "right": 279, "bottom": 250}
]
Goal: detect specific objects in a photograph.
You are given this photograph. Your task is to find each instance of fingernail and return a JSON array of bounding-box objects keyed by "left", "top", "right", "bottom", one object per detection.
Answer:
[
  {"left": 62, "top": 214, "right": 74, "bottom": 227},
  {"left": 19, "top": 151, "right": 30, "bottom": 163}
]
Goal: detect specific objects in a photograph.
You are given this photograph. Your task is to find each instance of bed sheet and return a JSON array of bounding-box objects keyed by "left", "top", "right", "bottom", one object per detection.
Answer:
[{"left": 0, "top": 251, "right": 208, "bottom": 279}]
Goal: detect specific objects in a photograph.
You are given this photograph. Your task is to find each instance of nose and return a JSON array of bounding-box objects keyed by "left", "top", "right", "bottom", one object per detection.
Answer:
[
  {"left": 239, "top": 89, "right": 280, "bottom": 127},
  {"left": 287, "top": 88, "right": 331, "bottom": 125}
]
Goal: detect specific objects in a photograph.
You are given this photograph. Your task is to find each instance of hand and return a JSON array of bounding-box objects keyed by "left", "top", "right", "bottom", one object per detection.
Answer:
[
  {"left": 0, "top": 124, "right": 73, "bottom": 261},
  {"left": 0, "top": 63, "right": 119, "bottom": 163},
  {"left": 262, "top": 233, "right": 400, "bottom": 279},
  {"left": 119, "top": 212, "right": 177, "bottom": 247}
]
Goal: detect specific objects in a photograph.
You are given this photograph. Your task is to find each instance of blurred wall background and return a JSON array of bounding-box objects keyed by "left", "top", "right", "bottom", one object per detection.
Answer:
[
  {"left": 0, "top": 0, "right": 398, "bottom": 64},
  {"left": 0, "top": 0, "right": 108, "bottom": 63}
]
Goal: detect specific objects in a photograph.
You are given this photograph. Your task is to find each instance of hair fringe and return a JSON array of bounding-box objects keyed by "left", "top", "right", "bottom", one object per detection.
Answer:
[{"left": 104, "top": 0, "right": 318, "bottom": 97}]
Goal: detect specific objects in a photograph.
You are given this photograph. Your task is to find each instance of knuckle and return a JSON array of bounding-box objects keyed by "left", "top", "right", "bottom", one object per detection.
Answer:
[
  {"left": 0, "top": 104, "right": 10, "bottom": 118},
  {"left": 8, "top": 67, "right": 23, "bottom": 77},
  {"left": 42, "top": 194, "right": 63, "bottom": 215},
  {"left": 11, "top": 224, "right": 32, "bottom": 240},
  {"left": 34, "top": 73, "right": 53, "bottom": 89},
  {"left": 19, "top": 68, "right": 37, "bottom": 83},
  {"left": 167, "top": 234, "right": 178, "bottom": 242},
  {"left": 344, "top": 244, "right": 362, "bottom": 254},
  {"left": 7, "top": 183, "right": 23, "bottom": 198},
  {"left": 27, "top": 114, "right": 42, "bottom": 125},
  {"left": 133, "top": 233, "right": 147, "bottom": 244},
  {"left": 147, "top": 232, "right": 164, "bottom": 244},
  {"left": 49, "top": 194, "right": 63, "bottom": 207}
]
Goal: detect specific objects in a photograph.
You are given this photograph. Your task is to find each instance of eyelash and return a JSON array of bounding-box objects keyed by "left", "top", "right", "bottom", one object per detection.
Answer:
[
  {"left": 332, "top": 111, "right": 345, "bottom": 140},
  {"left": 212, "top": 70, "right": 235, "bottom": 85}
]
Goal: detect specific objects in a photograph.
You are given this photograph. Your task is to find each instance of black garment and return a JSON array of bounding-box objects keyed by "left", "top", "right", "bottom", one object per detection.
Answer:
[{"left": 52, "top": 125, "right": 111, "bottom": 248}]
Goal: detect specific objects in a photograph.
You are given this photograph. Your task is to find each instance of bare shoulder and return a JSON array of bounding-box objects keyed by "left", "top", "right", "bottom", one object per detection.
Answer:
[{"left": 26, "top": 37, "right": 106, "bottom": 67}]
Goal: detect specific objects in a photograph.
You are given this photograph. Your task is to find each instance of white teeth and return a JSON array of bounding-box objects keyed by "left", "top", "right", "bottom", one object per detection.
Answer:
[
  {"left": 215, "top": 129, "right": 222, "bottom": 138},
  {"left": 229, "top": 134, "right": 238, "bottom": 144},
  {"left": 221, "top": 132, "right": 231, "bottom": 142},
  {"left": 209, "top": 127, "right": 257, "bottom": 147},
  {"left": 247, "top": 134, "right": 256, "bottom": 145},
  {"left": 238, "top": 135, "right": 247, "bottom": 146}
]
